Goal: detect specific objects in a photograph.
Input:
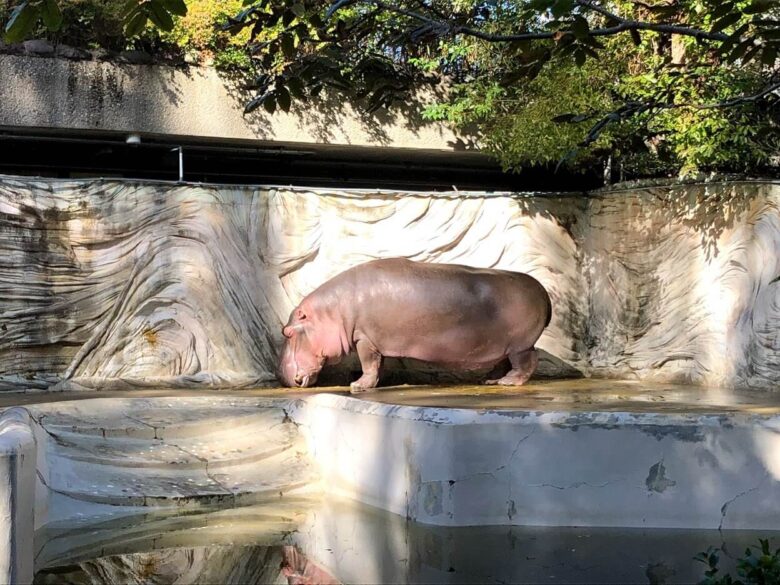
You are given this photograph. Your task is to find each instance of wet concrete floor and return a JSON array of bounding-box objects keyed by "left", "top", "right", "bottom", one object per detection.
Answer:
[{"left": 4, "top": 378, "right": 780, "bottom": 414}]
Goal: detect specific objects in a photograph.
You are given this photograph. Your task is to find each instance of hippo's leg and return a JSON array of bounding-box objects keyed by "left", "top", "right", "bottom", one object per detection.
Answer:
[
  {"left": 350, "top": 339, "right": 383, "bottom": 393},
  {"left": 485, "top": 348, "right": 538, "bottom": 386}
]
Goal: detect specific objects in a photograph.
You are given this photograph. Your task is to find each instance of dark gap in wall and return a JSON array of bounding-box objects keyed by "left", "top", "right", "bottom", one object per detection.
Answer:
[{"left": 0, "top": 131, "right": 601, "bottom": 192}]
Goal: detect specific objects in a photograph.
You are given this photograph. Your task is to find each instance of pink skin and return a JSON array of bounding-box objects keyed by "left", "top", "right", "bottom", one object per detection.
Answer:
[
  {"left": 278, "top": 258, "right": 552, "bottom": 392},
  {"left": 278, "top": 310, "right": 327, "bottom": 387}
]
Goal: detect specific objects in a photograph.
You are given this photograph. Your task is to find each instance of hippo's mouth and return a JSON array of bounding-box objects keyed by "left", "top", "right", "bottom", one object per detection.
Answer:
[{"left": 293, "top": 373, "right": 317, "bottom": 388}]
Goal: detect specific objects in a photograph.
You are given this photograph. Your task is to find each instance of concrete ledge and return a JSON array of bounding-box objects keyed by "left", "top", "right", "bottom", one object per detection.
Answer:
[
  {"left": 294, "top": 393, "right": 780, "bottom": 529},
  {"left": 0, "top": 409, "right": 35, "bottom": 584},
  {"left": 4, "top": 390, "right": 780, "bottom": 582}
]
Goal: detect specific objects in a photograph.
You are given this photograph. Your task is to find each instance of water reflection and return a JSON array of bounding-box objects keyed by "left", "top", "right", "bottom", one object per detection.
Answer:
[
  {"left": 34, "top": 497, "right": 780, "bottom": 585},
  {"left": 35, "top": 545, "right": 338, "bottom": 585}
]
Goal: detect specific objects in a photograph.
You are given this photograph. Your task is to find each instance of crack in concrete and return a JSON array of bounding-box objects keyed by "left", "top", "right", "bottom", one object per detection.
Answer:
[
  {"left": 167, "top": 442, "right": 236, "bottom": 506},
  {"left": 28, "top": 410, "right": 86, "bottom": 452},
  {"left": 124, "top": 415, "right": 161, "bottom": 439},
  {"left": 509, "top": 429, "right": 536, "bottom": 463},
  {"left": 450, "top": 430, "right": 536, "bottom": 486},
  {"left": 718, "top": 473, "right": 769, "bottom": 532},
  {"left": 527, "top": 480, "right": 625, "bottom": 490},
  {"left": 506, "top": 429, "right": 535, "bottom": 520},
  {"left": 280, "top": 408, "right": 300, "bottom": 428}
]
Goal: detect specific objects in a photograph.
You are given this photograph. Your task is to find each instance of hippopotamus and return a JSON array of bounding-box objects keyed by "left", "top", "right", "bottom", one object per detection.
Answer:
[{"left": 278, "top": 258, "right": 552, "bottom": 392}]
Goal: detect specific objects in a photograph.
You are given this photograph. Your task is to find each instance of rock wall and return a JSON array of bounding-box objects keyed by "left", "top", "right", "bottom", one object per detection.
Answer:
[
  {"left": 0, "top": 177, "right": 586, "bottom": 390},
  {"left": 587, "top": 181, "right": 780, "bottom": 389},
  {"left": 0, "top": 176, "right": 777, "bottom": 391}
]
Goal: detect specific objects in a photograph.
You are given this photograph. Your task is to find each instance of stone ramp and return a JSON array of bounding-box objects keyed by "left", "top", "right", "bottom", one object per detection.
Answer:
[{"left": 26, "top": 397, "right": 319, "bottom": 508}]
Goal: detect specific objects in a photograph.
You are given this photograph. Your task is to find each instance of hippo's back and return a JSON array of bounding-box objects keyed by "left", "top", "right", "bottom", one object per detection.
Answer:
[{"left": 340, "top": 258, "right": 551, "bottom": 366}]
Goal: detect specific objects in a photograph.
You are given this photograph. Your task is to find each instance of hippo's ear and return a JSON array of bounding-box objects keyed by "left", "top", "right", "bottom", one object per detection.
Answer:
[
  {"left": 295, "top": 308, "right": 307, "bottom": 321},
  {"left": 282, "top": 325, "right": 295, "bottom": 338}
]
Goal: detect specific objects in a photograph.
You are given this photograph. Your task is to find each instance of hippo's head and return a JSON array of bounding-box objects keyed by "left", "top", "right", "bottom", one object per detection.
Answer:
[{"left": 278, "top": 308, "right": 326, "bottom": 388}]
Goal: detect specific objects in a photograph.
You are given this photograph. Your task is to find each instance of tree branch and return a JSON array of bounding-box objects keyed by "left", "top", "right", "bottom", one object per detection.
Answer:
[
  {"left": 574, "top": 79, "right": 780, "bottom": 148},
  {"left": 356, "top": 0, "right": 731, "bottom": 43},
  {"left": 575, "top": 0, "right": 623, "bottom": 22},
  {"left": 694, "top": 80, "right": 780, "bottom": 109}
]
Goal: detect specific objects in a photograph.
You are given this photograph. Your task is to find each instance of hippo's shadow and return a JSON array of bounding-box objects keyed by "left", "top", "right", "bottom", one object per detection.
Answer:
[{"left": 314, "top": 349, "right": 584, "bottom": 388}]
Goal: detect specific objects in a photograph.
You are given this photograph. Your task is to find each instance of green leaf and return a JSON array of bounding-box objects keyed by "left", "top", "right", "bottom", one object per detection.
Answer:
[
  {"left": 711, "top": 12, "right": 743, "bottom": 33},
  {"left": 326, "top": 0, "right": 354, "bottom": 21},
  {"left": 263, "top": 95, "right": 277, "bottom": 114},
  {"left": 124, "top": 10, "right": 148, "bottom": 36},
  {"left": 41, "top": 0, "right": 63, "bottom": 31},
  {"left": 571, "top": 15, "right": 588, "bottom": 40},
  {"left": 760, "top": 44, "right": 777, "bottom": 65},
  {"left": 291, "top": 3, "right": 305, "bottom": 18},
  {"left": 160, "top": 0, "right": 187, "bottom": 17},
  {"left": 147, "top": 1, "right": 175, "bottom": 31},
  {"left": 281, "top": 33, "right": 295, "bottom": 58},
  {"left": 551, "top": 0, "right": 573, "bottom": 18},
  {"left": 711, "top": 2, "right": 735, "bottom": 19},
  {"left": 287, "top": 76, "right": 305, "bottom": 98},
  {"left": 4, "top": 2, "right": 40, "bottom": 43},
  {"left": 122, "top": 0, "right": 141, "bottom": 18},
  {"left": 276, "top": 86, "right": 292, "bottom": 112},
  {"left": 744, "top": 0, "right": 779, "bottom": 14},
  {"left": 244, "top": 92, "right": 272, "bottom": 114}
]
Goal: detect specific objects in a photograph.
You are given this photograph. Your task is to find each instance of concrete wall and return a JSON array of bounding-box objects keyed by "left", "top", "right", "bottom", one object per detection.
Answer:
[
  {"left": 25, "top": 392, "right": 780, "bottom": 580},
  {"left": 0, "top": 176, "right": 777, "bottom": 391},
  {"left": 293, "top": 393, "right": 780, "bottom": 530},
  {"left": 0, "top": 53, "right": 461, "bottom": 151},
  {"left": 0, "top": 409, "right": 35, "bottom": 584}
]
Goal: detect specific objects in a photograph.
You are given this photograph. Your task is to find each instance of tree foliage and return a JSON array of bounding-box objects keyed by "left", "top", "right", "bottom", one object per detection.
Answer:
[
  {"left": 2, "top": 0, "right": 779, "bottom": 177},
  {"left": 697, "top": 538, "right": 780, "bottom": 584},
  {"left": 1, "top": 1, "right": 250, "bottom": 67},
  {"left": 218, "top": 0, "right": 779, "bottom": 176}
]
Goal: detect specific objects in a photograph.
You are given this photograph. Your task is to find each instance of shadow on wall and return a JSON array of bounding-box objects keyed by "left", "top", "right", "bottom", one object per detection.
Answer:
[
  {"left": 602, "top": 182, "right": 761, "bottom": 260},
  {"left": 219, "top": 71, "right": 477, "bottom": 147},
  {"left": 66, "top": 59, "right": 189, "bottom": 131}
]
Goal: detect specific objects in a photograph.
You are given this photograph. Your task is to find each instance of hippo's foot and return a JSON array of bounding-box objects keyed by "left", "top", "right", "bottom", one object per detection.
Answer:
[
  {"left": 484, "top": 372, "right": 533, "bottom": 386},
  {"left": 350, "top": 375, "right": 379, "bottom": 394},
  {"left": 350, "top": 339, "right": 382, "bottom": 394},
  {"left": 484, "top": 348, "right": 538, "bottom": 386}
]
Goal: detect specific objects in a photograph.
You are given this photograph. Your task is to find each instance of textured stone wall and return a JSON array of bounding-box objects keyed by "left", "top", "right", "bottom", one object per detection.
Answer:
[
  {"left": 0, "top": 176, "right": 777, "bottom": 391},
  {"left": 0, "top": 177, "right": 586, "bottom": 390},
  {"left": 587, "top": 181, "right": 780, "bottom": 389}
]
